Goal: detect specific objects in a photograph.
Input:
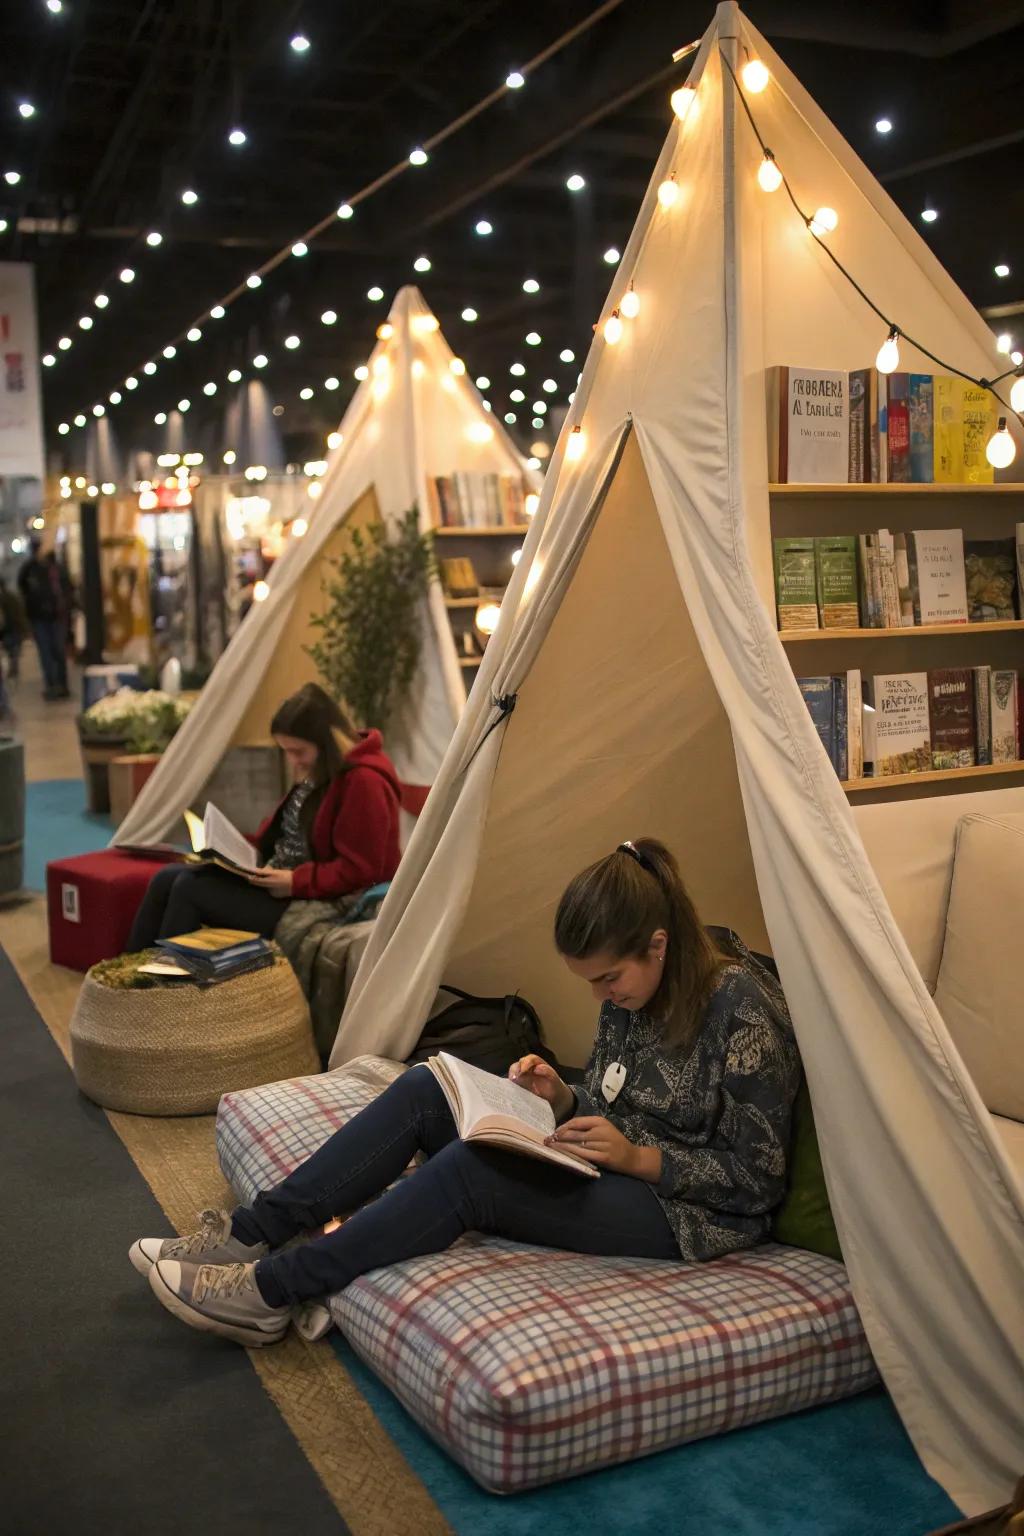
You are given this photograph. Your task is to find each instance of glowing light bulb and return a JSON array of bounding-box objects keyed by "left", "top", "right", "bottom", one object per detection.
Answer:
[
  {"left": 42, "top": 353, "right": 56, "bottom": 366},
  {"left": 181, "top": 188, "right": 198, "bottom": 205},
  {"left": 757, "top": 153, "right": 782, "bottom": 192},
  {"left": 414, "top": 314, "right": 439, "bottom": 333},
  {"left": 808, "top": 206, "right": 838, "bottom": 237},
  {"left": 413, "top": 255, "right": 431, "bottom": 272},
  {"left": 875, "top": 118, "right": 892, "bottom": 134},
  {"left": 109, "top": 390, "right": 121, "bottom": 404},
  {"left": 292, "top": 242, "right": 308, "bottom": 257},
  {"left": 120, "top": 267, "right": 135, "bottom": 283},
  {"left": 986, "top": 417, "right": 1016, "bottom": 469},
  {"left": 510, "top": 362, "right": 525, "bottom": 376},
  {"left": 290, "top": 33, "right": 310, "bottom": 52},
  {"left": 461, "top": 307, "right": 478, "bottom": 322},
  {"left": 246, "top": 273, "right": 262, "bottom": 289},
  {"left": 177, "top": 398, "right": 190, "bottom": 412},
  {"left": 565, "top": 426, "right": 586, "bottom": 462},
  {"left": 252, "top": 353, "right": 268, "bottom": 369},
  {"left": 253, "top": 580, "right": 270, "bottom": 603},
  {"left": 125, "top": 376, "right": 137, "bottom": 389},
  {"left": 307, "top": 479, "right": 323, "bottom": 497},
  {"left": 327, "top": 432, "right": 342, "bottom": 450},
  {"left": 292, "top": 518, "right": 309, "bottom": 537},
  {"left": 474, "top": 220, "right": 492, "bottom": 236},
  {"left": 163, "top": 345, "right": 176, "bottom": 359},
  {"left": 449, "top": 358, "right": 466, "bottom": 375},
  {"left": 409, "top": 147, "right": 428, "bottom": 166},
  {"left": 94, "top": 293, "right": 109, "bottom": 309},
  {"left": 524, "top": 492, "right": 539, "bottom": 517},
  {"left": 153, "top": 412, "right": 166, "bottom": 424},
  {"left": 523, "top": 278, "right": 540, "bottom": 294},
  {"left": 78, "top": 315, "right": 93, "bottom": 330},
  {"left": 210, "top": 305, "right": 225, "bottom": 319},
  {"left": 92, "top": 403, "right": 104, "bottom": 416},
  {"left": 466, "top": 422, "right": 494, "bottom": 443},
  {"left": 323, "top": 375, "right": 340, "bottom": 390},
  {"left": 337, "top": 203, "right": 354, "bottom": 219},
  {"left": 203, "top": 381, "right": 217, "bottom": 396},
  {"left": 510, "top": 389, "right": 525, "bottom": 402},
  {"left": 146, "top": 230, "right": 162, "bottom": 247},
  {"left": 921, "top": 208, "right": 938, "bottom": 224},
  {"left": 376, "top": 323, "right": 393, "bottom": 340},
  {"left": 321, "top": 310, "right": 337, "bottom": 326},
  {"left": 559, "top": 349, "right": 575, "bottom": 363},
  {"left": 58, "top": 336, "right": 72, "bottom": 350},
  {"left": 670, "top": 85, "right": 695, "bottom": 119},
  {"left": 525, "top": 331, "right": 541, "bottom": 346},
  {"left": 566, "top": 174, "right": 586, "bottom": 193},
  {"left": 57, "top": 421, "right": 69, "bottom": 433},
  {"left": 223, "top": 449, "right": 237, "bottom": 464},
  {"left": 284, "top": 334, "right": 300, "bottom": 349},
  {"left": 603, "top": 248, "right": 620, "bottom": 265},
  {"left": 143, "top": 361, "right": 157, "bottom": 375},
  {"left": 603, "top": 311, "right": 623, "bottom": 345},
  {"left": 228, "top": 128, "right": 247, "bottom": 147},
  {"left": 1008, "top": 376, "right": 1024, "bottom": 414},
  {"left": 657, "top": 177, "right": 680, "bottom": 209},
  {"left": 876, "top": 326, "right": 900, "bottom": 374},
  {"left": 506, "top": 71, "right": 525, "bottom": 89},
  {"left": 542, "top": 377, "right": 557, "bottom": 392},
  {"left": 354, "top": 365, "right": 369, "bottom": 381},
  {"left": 995, "top": 333, "right": 1012, "bottom": 354},
  {"left": 187, "top": 326, "right": 202, "bottom": 341},
  {"left": 475, "top": 602, "right": 501, "bottom": 635},
  {"left": 366, "top": 286, "right": 384, "bottom": 302},
  {"left": 227, "top": 368, "right": 242, "bottom": 383},
  {"left": 74, "top": 413, "right": 86, "bottom": 426},
  {"left": 995, "top": 264, "right": 1010, "bottom": 278},
  {"left": 620, "top": 288, "right": 640, "bottom": 319},
  {"left": 4, "top": 171, "right": 21, "bottom": 186},
  {"left": 742, "top": 59, "right": 769, "bottom": 92}
]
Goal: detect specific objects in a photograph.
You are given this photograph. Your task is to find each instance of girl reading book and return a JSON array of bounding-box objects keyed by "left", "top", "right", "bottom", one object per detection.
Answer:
[
  {"left": 131, "top": 838, "right": 801, "bottom": 1347},
  {"left": 126, "top": 683, "right": 401, "bottom": 951}
]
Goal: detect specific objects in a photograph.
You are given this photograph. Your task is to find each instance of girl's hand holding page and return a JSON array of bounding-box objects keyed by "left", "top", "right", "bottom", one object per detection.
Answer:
[{"left": 508, "top": 1054, "right": 574, "bottom": 1121}]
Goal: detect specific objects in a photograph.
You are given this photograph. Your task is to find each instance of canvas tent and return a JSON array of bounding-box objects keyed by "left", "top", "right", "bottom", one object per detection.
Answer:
[
  {"left": 116, "top": 287, "right": 538, "bottom": 847},
  {"left": 330, "top": 4, "right": 1024, "bottom": 1514}
]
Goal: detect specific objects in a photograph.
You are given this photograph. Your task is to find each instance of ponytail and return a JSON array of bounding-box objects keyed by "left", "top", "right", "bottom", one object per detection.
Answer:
[{"left": 554, "top": 837, "right": 724, "bottom": 1049}]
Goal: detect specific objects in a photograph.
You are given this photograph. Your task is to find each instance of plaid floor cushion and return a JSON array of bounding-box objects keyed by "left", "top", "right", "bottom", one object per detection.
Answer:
[{"left": 216, "top": 1066, "right": 877, "bottom": 1493}]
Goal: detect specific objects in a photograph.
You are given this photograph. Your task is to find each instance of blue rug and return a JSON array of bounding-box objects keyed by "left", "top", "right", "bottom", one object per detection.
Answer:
[
  {"left": 24, "top": 779, "right": 111, "bottom": 891},
  {"left": 330, "top": 1338, "right": 959, "bottom": 1536}
]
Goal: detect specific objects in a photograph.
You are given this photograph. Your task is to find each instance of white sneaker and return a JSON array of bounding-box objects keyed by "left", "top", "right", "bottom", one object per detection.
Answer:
[
  {"left": 148, "top": 1259, "right": 290, "bottom": 1347},
  {"left": 129, "top": 1208, "right": 267, "bottom": 1277}
]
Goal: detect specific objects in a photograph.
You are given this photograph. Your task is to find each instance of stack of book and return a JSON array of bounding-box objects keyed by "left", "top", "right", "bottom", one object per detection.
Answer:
[
  {"left": 427, "top": 473, "right": 525, "bottom": 528},
  {"left": 799, "top": 667, "right": 1023, "bottom": 781},
  {"left": 767, "top": 365, "right": 1008, "bottom": 485},
  {"left": 774, "top": 527, "right": 1024, "bottom": 631},
  {"left": 154, "top": 928, "right": 275, "bottom": 985}
]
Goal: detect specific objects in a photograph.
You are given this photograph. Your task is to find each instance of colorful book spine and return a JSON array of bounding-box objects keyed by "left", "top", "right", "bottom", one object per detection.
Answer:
[
  {"left": 928, "top": 668, "right": 976, "bottom": 770},
  {"left": 973, "top": 665, "right": 992, "bottom": 765},
  {"left": 886, "top": 373, "right": 911, "bottom": 483},
  {"left": 846, "top": 668, "right": 864, "bottom": 780},
  {"left": 933, "top": 375, "right": 963, "bottom": 483},
  {"left": 909, "top": 529, "right": 968, "bottom": 626},
  {"left": 815, "top": 536, "right": 859, "bottom": 628},
  {"left": 961, "top": 383, "right": 995, "bottom": 484},
  {"left": 774, "top": 537, "right": 819, "bottom": 630},
  {"left": 799, "top": 677, "right": 835, "bottom": 765},
  {"left": 1017, "top": 524, "right": 1024, "bottom": 618},
  {"left": 832, "top": 673, "right": 849, "bottom": 779},
  {"left": 876, "top": 529, "right": 902, "bottom": 628},
  {"left": 990, "top": 670, "right": 1018, "bottom": 762},
  {"left": 908, "top": 374, "right": 934, "bottom": 483},
  {"left": 848, "top": 369, "right": 868, "bottom": 483},
  {"left": 766, "top": 366, "right": 850, "bottom": 483},
  {"left": 872, "top": 672, "right": 932, "bottom": 776}
]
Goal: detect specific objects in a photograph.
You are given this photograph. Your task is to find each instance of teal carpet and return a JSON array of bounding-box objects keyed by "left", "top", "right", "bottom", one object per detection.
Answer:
[
  {"left": 331, "top": 1339, "right": 959, "bottom": 1536},
  {"left": 24, "top": 778, "right": 111, "bottom": 891}
]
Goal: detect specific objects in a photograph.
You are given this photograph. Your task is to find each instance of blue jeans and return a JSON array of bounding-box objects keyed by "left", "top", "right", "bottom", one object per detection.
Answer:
[
  {"left": 126, "top": 864, "right": 284, "bottom": 951},
  {"left": 236, "top": 1067, "right": 678, "bottom": 1307},
  {"left": 31, "top": 619, "right": 67, "bottom": 693}
]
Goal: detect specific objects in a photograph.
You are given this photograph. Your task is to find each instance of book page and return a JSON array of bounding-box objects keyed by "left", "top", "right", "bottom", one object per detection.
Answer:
[
  {"left": 201, "top": 803, "right": 258, "bottom": 870},
  {"left": 436, "top": 1052, "right": 555, "bottom": 1137}
]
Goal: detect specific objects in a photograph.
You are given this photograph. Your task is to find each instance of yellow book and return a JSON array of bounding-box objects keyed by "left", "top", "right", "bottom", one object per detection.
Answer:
[
  {"left": 933, "top": 375, "right": 963, "bottom": 483},
  {"left": 960, "top": 382, "right": 994, "bottom": 484}
]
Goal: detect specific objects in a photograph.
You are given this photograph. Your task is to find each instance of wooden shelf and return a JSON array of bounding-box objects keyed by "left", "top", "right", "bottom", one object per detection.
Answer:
[
  {"left": 458, "top": 656, "right": 483, "bottom": 669},
  {"left": 781, "top": 620, "right": 1024, "bottom": 642},
  {"left": 444, "top": 595, "right": 505, "bottom": 609},
  {"left": 769, "top": 482, "right": 1023, "bottom": 496},
  {"left": 433, "top": 525, "right": 529, "bottom": 537},
  {"left": 842, "top": 761, "right": 1024, "bottom": 794}
]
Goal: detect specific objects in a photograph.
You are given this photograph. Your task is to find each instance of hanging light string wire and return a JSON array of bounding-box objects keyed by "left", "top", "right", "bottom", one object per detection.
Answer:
[{"left": 718, "top": 48, "right": 1023, "bottom": 419}]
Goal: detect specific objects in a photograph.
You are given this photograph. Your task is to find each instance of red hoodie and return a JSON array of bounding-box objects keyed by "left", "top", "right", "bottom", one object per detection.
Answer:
[{"left": 255, "top": 729, "right": 401, "bottom": 901}]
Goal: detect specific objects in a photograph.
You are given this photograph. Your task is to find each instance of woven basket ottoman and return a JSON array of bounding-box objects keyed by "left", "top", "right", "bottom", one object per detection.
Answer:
[{"left": 70, "top": 953, "right": 320, "bottom": 1116}]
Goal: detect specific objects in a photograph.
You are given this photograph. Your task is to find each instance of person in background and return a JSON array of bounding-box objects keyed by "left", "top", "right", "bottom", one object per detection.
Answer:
[
  {"left": 17, "top": 539, "right": 72, "bottom": 700},
  {"left": 126, "top": 682, "right": 401, "bottom": 950},
  {"left": 0, "top": 575, "right": 29, "bottom": 681},
  {"left": 128, "top": 837, "right": 801, "bottom": 1349}
]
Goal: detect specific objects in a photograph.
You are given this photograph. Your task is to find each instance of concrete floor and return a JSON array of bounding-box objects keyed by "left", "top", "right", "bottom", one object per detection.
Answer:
[{"left": 5, "top": 645, "right": 82, "bottom": 783}]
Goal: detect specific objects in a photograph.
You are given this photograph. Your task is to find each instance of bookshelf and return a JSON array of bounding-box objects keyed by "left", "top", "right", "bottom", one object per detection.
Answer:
[
  {"left": 769, "top": 481, "right": 1024, "bottom": 803},
  {"left": 434, "top": 525, "right": 530, "bottom": 538}
]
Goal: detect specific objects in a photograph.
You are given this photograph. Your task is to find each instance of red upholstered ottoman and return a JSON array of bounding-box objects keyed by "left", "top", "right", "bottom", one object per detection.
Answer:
[{"left": 47, "top": 850, "right": 168, "bottom": 972}]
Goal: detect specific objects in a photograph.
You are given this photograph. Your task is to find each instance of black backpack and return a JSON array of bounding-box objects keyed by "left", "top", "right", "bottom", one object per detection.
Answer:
[{"left": 406, "top": 984, "right": 561, "bottom": 1077}]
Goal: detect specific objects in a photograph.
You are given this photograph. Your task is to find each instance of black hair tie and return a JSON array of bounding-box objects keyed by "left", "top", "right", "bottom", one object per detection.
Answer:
[{"left": 617, "top": 841, "right": 658, "bottom": 876}]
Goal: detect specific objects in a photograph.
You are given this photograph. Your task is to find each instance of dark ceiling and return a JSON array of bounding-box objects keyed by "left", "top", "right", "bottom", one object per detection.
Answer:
[{"left": 3, "top": 0, "right": 1023, "bottom": 470}]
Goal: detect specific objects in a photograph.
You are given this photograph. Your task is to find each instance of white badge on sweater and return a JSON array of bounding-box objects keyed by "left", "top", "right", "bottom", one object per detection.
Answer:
[{"left": 601, "top": 1061, "right": 627, "bottom": 1105}]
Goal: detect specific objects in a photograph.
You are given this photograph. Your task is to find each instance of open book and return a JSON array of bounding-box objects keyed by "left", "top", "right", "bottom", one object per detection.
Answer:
[
  {"left": 423, "top": 1052, "right": 598, "bottom": 1178},
  {"left": 121, "top": 804, "right": 258, "bottom": 877}
]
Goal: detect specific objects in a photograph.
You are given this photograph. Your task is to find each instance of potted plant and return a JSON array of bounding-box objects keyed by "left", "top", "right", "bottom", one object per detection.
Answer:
[
  {"left": 78, "top": 689, "right": 192, "bottom": 816},
  {"left": 306, "top": 508, "right": 436, "bottom": 731}
]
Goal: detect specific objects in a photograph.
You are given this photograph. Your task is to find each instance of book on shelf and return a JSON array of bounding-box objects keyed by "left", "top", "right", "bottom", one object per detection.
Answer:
[
  {"left": 961, "top": 385, "right": 996, "bottom": 485},
  {"left": 928, "top": 668, "right": 976, "bottom": 769},
  {"left": 990, "top": 670, "right": 1019, "bottom": 763},
  {"left": 848, "top": 368, "right": 868, "bottom": 483},
  {"left": 798, "top": 677, "right": 835, "bottom": 766},
  {"left": 846, "top": 669, "right": 864, "bottom": 780},
  {"left": 963, "top": 538, "right": 1017, "bottom": 623},
  {"left": 871, "top": 672, "right": 932, "bottom": 777},
  {"left": 797, "top": 673, "right": 861, "bottom": 779},
  {"left": 876, "top": 529, "right": 904, "bottom": 628},
  {"left": 908, "top": 374, "right": 934, "bottom": 484},
  {"left": 814, "top": 536, "right": 859, "bottom": 628},
  {"left": 886, "top": 373, "right": 911, "bottom": 483},
  {"left": 422, "top": 1053, "right": 599, "bottom": 1177},
  {"left": 1017, "top": 525, "right": 1024, "bottom": 616},
  {"left": 773, "top": 537, "right": 819, "bottom": 630},
  {"left": 428, "top": 472, "right": 525, "bottom": 529},
  {"left": 908, "top": 530, "right": 969, "bottom": 626},
  {"left": 833, "top": 673, "right": 849, "bottom": 779},
  {"left": 934, "top": 376, "right": 962, "bottom": 484},
  {"left": 766, "top": 366, "right": 849, "bottom": 484},
  {"left": 438, "top": 556, "right": 480, "bottom": 597},
  {"left": 857, "top": 533, "right": 882, "bottom": 627},
  {"left": 973, "top": 665, "right": 992, "bottom": 765},
  {"left": 893, "top": 532, "right": 915, "bottom": 625}
]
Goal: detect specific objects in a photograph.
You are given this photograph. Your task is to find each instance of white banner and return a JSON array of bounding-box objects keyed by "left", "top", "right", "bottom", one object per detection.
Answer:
[{"left": 0, "top": 262, "right": 45, "bottom": 481}]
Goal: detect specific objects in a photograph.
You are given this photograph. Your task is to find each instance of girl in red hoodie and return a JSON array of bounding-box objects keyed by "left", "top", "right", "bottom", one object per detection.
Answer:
[{"left": 126, "top": 683, "right": 401, "bottom": 950}]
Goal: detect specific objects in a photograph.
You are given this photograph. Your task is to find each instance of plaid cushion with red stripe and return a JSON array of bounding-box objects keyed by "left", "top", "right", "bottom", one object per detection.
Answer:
[{"left": 216, "top": 1069, "right": 877, "bottom": 1493}]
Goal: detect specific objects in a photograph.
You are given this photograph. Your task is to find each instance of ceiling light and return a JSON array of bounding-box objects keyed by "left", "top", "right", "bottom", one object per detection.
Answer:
[
  {"left": 532, "top": 400, "right": 547, "bottom": 414},
  {"left": 177, "top": 398, "right": 190, "bottom": 412},
  {"left": 531, "top": 417, "right": 544, "bottom": 429},
  {"left": 354, "top": 365, "right": 369, "bottom": 380},
  {"left": 299, "top": 387, "right": 314, "bottom": 400},
  {"left": 145, "top": 230, "right": 162, "bottom": 247},
  {"left": 228, "top": 128, "right": 247, "bottom": 147},
  {"left": 542, "top": 377, "right": 557, "bottom": 392},
  {"left": 321, "top": 310, "right": 337, "bottom": 325},
  {"left": 203, "top": 381, "right": 217, "bottom": 396},
  {"left": 875, "top": 117, "right": 892, "bottom": 134},
  {"left": 18, "top": 103, "right": 36, "bottom": 119},
  {"left": 47, "top": 0, "right": 63, "bottom": 12},
  {"left": 525, "top": 331, "right": 541, "bottom": 346},
  {"left": 120, "top": 267, "right": 135, "bottom": 282},
  {"left": 337, "top": 202, "right": 354, "bottom": 220},
  {"left": 283, "top": 334, "right": 300, "bottom": 350},
  {"left": 920, "top": 208, "right": 938, "bottom": 223},
  {"left": 474, "top": 219, "right": 493, "bottom": 236},
  {"left": 367, "top": 286, "right": 384, "bottom": 301},
  {"left": 210, "top": 305, "right": 225, "bottom": 319},
  {"left": 475, "top": 375, "right": 490, "bottom": 388},
  {"left": 74, "top": 413, "right": 86, "bottom": 426},
  {"left": 92, "top": 404, "right": 104, "bottom": 417},
  {"left": 125, "top": 376, "right": 137, "bottom": 389},
  {"left": 409, "top": 147, "right": 428, "bottom": 166},
  {"left": 413, "top": 255, "right": 431, "bottom": 272},
  {"left": 506, "top": 71, "right": 525, "bottom": 89},
  {"left": 181, "top": 188, "right": 198, "bottom": 205},
  {"left": 995, "top": 263, "right": 1011, "bottom": 278},
  {"left": 510, "top": 362, "right": 525, "bottom": 376},
  {"left": 510, "top": 388, "right": 525, "bottom": 402},
  {"left": 566, "top": 174, "right": 586, "bottom": 192},
  {"left": 742, "top": 59, "right": 769, "bottom": 92},
  {"left": 504, "top": 412, "right": 517, "bottom": 424},
  {"left": 466, "top": 422, "right": 493, "bottom": 443},
  {"left": 291, "top": 241, "right": 308, "bottom": 257},
  {"left": 109, "top": 390, "right": 121, "bottom": 404},
  {"left": 603, "top": 247, "right": 620, "bottom": 264},
  {"left": 252, "top": 353, "right": 268, "bottom": 368},
  {"left": 143, "top": 361, "right": 157, "bottom": 375},
  {"left": 523, "top": 278, "right": 540, "bottom": 293},
  {"left": 77, "top": 315, "right": 93, "bottom": 330},
  {"left": 227, "top": 368, "right": 242, "bottom": 382},
  {"left": 163, "top": 344, "right": 176, "bottom": 359},
  {"left": 290, "top": 33, "right": 310, "bottom": 52},
  {"left": 94, "top": 292, "right": 109, "bottom": 308},
  {"left": 187, "top": 327, "right": 202, "bottom": 342},
  {"left": 461, "top": 307, "right": 478, "bottom": 322},
  {"left": 42, "top": 353, "right": 55, "bottom": 367},
  {"left": 246, "top": 273, "right": 262, "bottom": 289},
  {"left": 57, "top": 422, "right": 69, "bottom": 434},
  {"left": 559, "top": 348, "right": 575, "bottom": 363},
  {"left": 4, "top": 171, "right": 21, "bottom": 186},
  {"left": 995, "top": 333, "right": 1013, "bottom": 354},
  {"left": 327, "top": 432, "right": 342, "bottom": 449},
  {"left": 324, "top": 375, "right": 339, "bottom": 390},
  {"left": 153, "top": 411, "right": 166, "bottom": 425}
]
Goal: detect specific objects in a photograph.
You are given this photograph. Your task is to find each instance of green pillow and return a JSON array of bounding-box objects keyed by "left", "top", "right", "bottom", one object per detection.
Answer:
[{"left": 772, "top": 1076, "right": 843, "bottom": 1263}]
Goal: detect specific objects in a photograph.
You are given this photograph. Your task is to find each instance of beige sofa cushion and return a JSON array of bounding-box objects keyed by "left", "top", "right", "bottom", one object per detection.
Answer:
[{"left": 933, "top": 812, "right": 1024, "bottom": 1122}]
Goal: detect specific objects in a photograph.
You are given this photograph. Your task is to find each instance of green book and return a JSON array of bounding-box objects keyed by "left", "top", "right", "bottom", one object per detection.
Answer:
[
  {"left": 815, "top": 536, "right": 860, "bottom": 628},
  {"left": 774, "top": 537, "right": 819, "bottom": 631}
]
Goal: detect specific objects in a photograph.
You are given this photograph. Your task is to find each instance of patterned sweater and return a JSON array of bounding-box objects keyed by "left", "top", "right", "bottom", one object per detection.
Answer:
[{"left": 571, "top": 929, "right": 801, "bottom": 1262}]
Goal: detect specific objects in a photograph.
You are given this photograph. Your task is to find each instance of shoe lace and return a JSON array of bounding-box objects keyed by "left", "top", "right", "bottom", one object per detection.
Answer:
[
  {"left": 193, "top": 1262, "right": 255, "bottom": 1306},
  {"left": 166, "top": 1209, "right": 229, "bottom": 1259}
]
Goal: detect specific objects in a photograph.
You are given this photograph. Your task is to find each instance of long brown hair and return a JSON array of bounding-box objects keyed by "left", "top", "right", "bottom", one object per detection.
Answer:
[
  {"left": 553, "top": 837, "right": 724, "bottom": 1050},
  {"left": 270, "top": 683, "right": 359, "bottom": 835}
]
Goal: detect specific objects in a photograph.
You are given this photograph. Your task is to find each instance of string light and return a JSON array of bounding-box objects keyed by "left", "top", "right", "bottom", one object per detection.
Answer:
[
  {"left": 354, "top": 365, "right": 369, "bottom": 380},
  {"left": 542, "top": 377, "right": 557, "bottom": 392},
  {"left": 4, "top": 171, "right": 21, "bottom": 186},
  {"left": 337, "top": 203, "right": 354, "bottom": 220},
  {"left": 808, "top": 206, "right": 838, "bottom": 236},
  {"left": 228, "top": 128, "right": 247, "bottom": 147},
  {"left": 757, "top": 151, "right": 782, "bottom": 192},
  {"left": 203, "top": 381, "right": 217, "bottom": 396},
  {"left": 449, "top": 358, "right": 466, "bottom": 375},
  {"left": 367, "top": 286, "right": 384, "bottom": 301},
  {"left": 292, "top": 518, "right": 309, "bottom": 537},
  {"left": 603, "top": 247, "right": 620, "bottom": 265},
  {"left": 506, "top": 71, "right": 525, "bottom": 89},
  {"left": 321, "top": 310, "right": 337, "bottom": 325},
  {"left": 565, "top": 425, "right": 586, "bottom": 462},
  {"left": 461, "top": 307, "right": 478, "bottom": 322},
  {"left": 603, "top": 310, "right": 623, "bottom": 345},
  {"left": 476, "top": 375, "right": 490, "bottom": 388},
  {"left": 187, "top": 326, "right": 202, "bottom": 341},
  {"left": 525, "top": 492, "right": 539, "bottom": 517},
  {"left": 109, "top": 390, "right": 121, "bottom": 404},
  {"left": 120, "top": 267, "right": 135, "bottom": 283},
  {"left": 18, "top": 102, "right": 36, "bottom": 119},
  {"left": 995, "top": 333, "right": 1012, "bottom": 354},
  {"left": 181, "top": 188, "right": 198, "bottom": 205},
  {"left": 57, "top": 422, "right": 69, "bottom": 434},
  {"left": 475, "top": 602, "right": 501, "bottom": 635},
  {"left": 145, "top": 231, "right": 163, "bottom": 247},
  {"left": 657, "top": 176, "right": 680, "bottom": 208},
  {"left": 409, "top": 147, "right": 428, "bottom": 166},
  {"left": 163, "top": 345, "right": 176, "bottom": 359},
  {"left": 985, "top": 418, "right": 1016, "bottom": 469},
  {"left": 46, "top": 1, "right": 63, "bottom": 12},
  {"left": 252, "top": 354, "right": 268, "bottom": 368},
  {"left": 324, "top": 375, "right": 340, "bottom": 388},
  {"left": 921, "top": 208, "right": 938, "bottom": 224},
  {"left": 875, "top": 326, "right": 901, "bottom": 373},
  {"left": 246, "top": 273, "right": 262, "bottom": 289},
  {"left": 292, "top": 242, "right": 308, "bottom": 257},
  {"left": 58, "top": 336, "right": 72, "bottom": 350},
  {"left": 92, "top": 403, "right": 104, "bottom": 417},
  {"left": 143, "top": 361, "right": 157, "bottom": 375},
  {"left": 875, "top": 118, "right": 892, "bottom": 134},
  {"left": 327, "top": 432, "right": 342, "bottom": 449},
  {"left": 559, "top": 348, "right": 575, "bottom": 363},
  {"left": 995, "top": 263, "right": 1011, "bottom": 278},
  {"left": 42, "top": 353, "right": 55, "bottom": 367},
  {"left": 670, "top": 85, "right": 695, "bottom": 119},
  {"left": 177, "top": 398, "right": 190, "bottom": 411},
  {"left": 78, "top": 315, "right": 93, "bottom": 330},
  {"left": 1009, "top": 375, "right": 1024, "bottom": 413},
  {"left": 284, "top": 334, "right": 300, "bottom": 349},
  {"left": 525, "top": 331, "right": 541, "bottom": 346},
  {"left": 227, "top": 368, "right": 242, "bottom": 382},
  {"left": 522, "top": 278, "right": 540, "bottom": 293},
  {"left": 620, "top": 287, "right": 640, "bottom": 318},
  {"left": 74, "top": 413, "right": 86, "bottom": 427},
  {"left": 154, "top": 411, "right": 166, "bottom": 425},
  {"left": 124, "top": 376, "right": 138, "bottom": 389},
  {"left": 466, "top": 422, "right": 493, "bottom": 443},
  {"left": 413, "top": 255, "right": 431, "bottom": 272},
  {"left": 504, "top": 412, "right": 517, "bottom": 424},
  {"left": 290, "top": 33, "right": 310, "bottom": 52},
  {"left": 510, "top": 362, "right": 525, "bottom": 376},
  {"left": 223, "top": 449, "right": 236, "bottom": 464},
  {"left": 741, "top": 59, "right": 769, "bottom": 92},
  {"left": 210, "top": 304, "right": 225, "bottom": 319},
  {"left": 414, "top": 314, "right": 439, "bottom": 333},
  {"left": 253, "top": 580, "right": 270, "bottom": 602},
  {"left": 94, "top": 293, "right": 109, "bottom": 309},
  {"left": 299, "top": 387, "right": 314, "bottom": 400},
  {"left": 475, "top": 220, "right": 493, "bottom": 236},
  {"left": 510, "top": 388, "right": 525, "bottom": 402},
  {"left": 566, "top": 174, "right": 586, "bottom": 192}
]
